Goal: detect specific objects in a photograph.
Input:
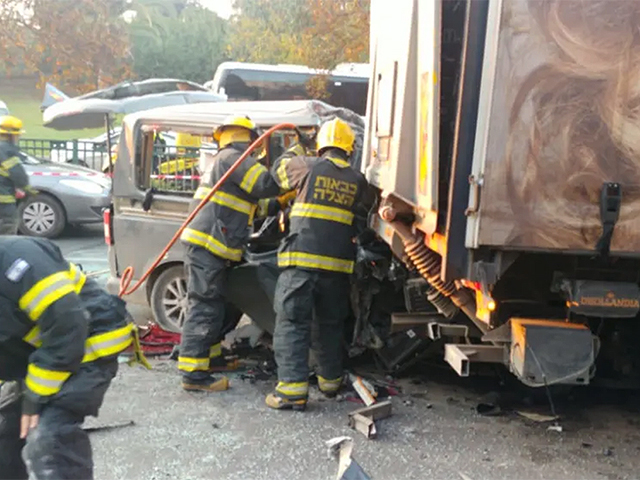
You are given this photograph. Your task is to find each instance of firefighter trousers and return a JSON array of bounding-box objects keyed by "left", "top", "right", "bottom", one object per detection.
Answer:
[
  {"left": 0, "top": 358, "right": 118, "bottom": 480},
  {"left": 0, "top": 204, "right": 18, "bottom": 235},
  {"left": 273, "top": 267, "right": 350, "bottom": 397},
  {"left": 179, "top": 245, "right": 230, "bottom": 379}
]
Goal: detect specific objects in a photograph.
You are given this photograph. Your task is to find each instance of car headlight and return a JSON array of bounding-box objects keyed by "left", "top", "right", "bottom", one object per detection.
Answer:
[{"left": 59, "top": 179, "right": 105, "bottom": 195}]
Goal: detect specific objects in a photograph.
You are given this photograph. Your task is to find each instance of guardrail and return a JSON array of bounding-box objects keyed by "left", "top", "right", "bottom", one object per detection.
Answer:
[
  {"left": 19, "top": 138, "right": 203, "bottom": 176},
  {"left": 20, "top": 138, "right": 104, "bottom": 166},
  {"left": 20, "top": 137, "right": 206, "bottom": 194}
]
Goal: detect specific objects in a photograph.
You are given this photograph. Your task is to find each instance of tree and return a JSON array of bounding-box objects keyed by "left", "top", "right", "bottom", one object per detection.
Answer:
[
  {"left": 227, "top": 0, "right": 369, "bottom": 70},
  {"left": 303, "top": 0, "right": 369, "bottom": 70},
  {"left": 226, "top": 0, "right": 311, "bottom": 65},
  {"left": 0, "top": 0, "right": 132, "bottom": 93},
  {"left": 128, "top": 1, "right": 228, "bottom": 84}
]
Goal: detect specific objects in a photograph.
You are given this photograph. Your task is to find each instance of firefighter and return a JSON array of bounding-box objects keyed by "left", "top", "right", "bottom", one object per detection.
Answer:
[
  {"left": 266, "top": 118, "right": 370, "bottom": 410},
  {"left": 178, "top": 115, "right": 282, "bottom": 391},
  {"left": 0, "top": 235, "right": 136, "bottom": 480},
  {"left": 0, "top": 116, "right": 30, "bottom": 235}
]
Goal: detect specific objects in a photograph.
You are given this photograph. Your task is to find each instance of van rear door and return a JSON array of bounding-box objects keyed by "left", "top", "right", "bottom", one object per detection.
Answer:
[{"left": 111, "top": 123, "right": 193, "bottom": 298}]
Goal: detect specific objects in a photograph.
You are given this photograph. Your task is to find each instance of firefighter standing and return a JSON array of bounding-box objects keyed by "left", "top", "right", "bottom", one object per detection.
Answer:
[
  {"left": 0, "top": 116, "right": 30, "bottom": 235},
  {"left": 0, "top": 236, "right": 135, "bottom": 480},
  {"left": 178, "top": 115, "right": 282, "bottom": 391},
  {"left": 266, "top": 118, "right": 369, "bottom": 410}
]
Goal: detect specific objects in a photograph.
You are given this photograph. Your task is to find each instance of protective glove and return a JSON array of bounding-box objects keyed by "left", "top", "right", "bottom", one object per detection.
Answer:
[
  {"left": 277, "top": 190, "right": 296, "bottom": 209},
  {"left": 295, "top": 128, "right": 316, "bottom": 151},
  {"left": 256, "top": 191, "right": 297, "bottom": 218},
  {"left": 15, "top": 186, "right": 38, "bottom": 199}
]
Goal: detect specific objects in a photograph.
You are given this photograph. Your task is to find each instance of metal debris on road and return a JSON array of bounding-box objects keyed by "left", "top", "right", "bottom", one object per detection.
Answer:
[
  {"left": 326, "top": 437, "right": 371, "bottom": 480},
  {"left": 517, "top": 411, "right": 559, "bottom": 423},
  {"left": 476, "top": 391, "right": 502, "bottom": 416},
  {"left": 349, "top": 374, "right": 377, "bottom": 406},
  {"left": 350, "top": 413, "right": 377, "bottom": 439},
  {"left": 83, "top": 420, "right": 135, "bottom": 433},
  {"left": 348, "top": 400, "right": 393, "bottom": 439},
  {"left": 547, "top": 424, "right": 563, "bottom": 433}
]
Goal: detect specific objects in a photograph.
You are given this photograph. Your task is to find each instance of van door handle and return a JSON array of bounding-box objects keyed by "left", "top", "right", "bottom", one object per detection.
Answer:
[{"left": 142, "top": 187, "right": 156, "bottom": 212}]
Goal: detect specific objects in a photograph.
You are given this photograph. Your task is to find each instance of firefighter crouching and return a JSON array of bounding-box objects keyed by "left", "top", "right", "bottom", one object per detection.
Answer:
[
  {"left": 178, "top": 115, "right": 283, "bottom": 392},
  {"left": 0, "top": 116, "right": 31, "bottom": 235},
  {"left": 266, "top": 118, "right": 370, "bottom": 410},
  {"left": 0, "top": 236, "right": 136, "bottom": 480}
]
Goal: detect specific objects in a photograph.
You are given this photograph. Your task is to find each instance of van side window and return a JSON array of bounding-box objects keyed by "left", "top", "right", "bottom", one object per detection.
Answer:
[
  {"left": 135, "top": 129, "right": 213, "bottom": 195},
  {"left": 134, "top": 131, "right": 154, "bottom": 191}
]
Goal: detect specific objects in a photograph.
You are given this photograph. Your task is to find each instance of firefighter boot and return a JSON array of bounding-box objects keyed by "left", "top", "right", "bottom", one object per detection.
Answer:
[
  {"left": 208, "top": 356, "right": 241, "bottom": 373},
  {"left": 265, "top": 392, "right": 307, "bottom": 411},
  {"left": 317, "top": 375, "right": 343, "bottom": 399},
  {"left": 182, "top": 374, "right": 229, "bottom": 392},
  {"left": 265, "top": 381, "right": 308, "bottom": 411}
]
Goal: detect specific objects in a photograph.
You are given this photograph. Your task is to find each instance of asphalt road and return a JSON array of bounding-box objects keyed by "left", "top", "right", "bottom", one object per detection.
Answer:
[
  {"left": 54, "top": 224, "right": 110, "bottom": 277},
  {"left": 53, "top": 227, "right": 640, "bottom": 480},
  {"left": 55, "top": 224, "right": 154, "bottom": 323}
]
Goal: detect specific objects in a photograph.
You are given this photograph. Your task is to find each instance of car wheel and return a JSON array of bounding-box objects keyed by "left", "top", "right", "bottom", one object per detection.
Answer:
[
  {"left": 18, "top": 193, "right": 66, "bottom": 238},
  {"left": 150, "top": 265, "right": 188, "bottom": 333}
]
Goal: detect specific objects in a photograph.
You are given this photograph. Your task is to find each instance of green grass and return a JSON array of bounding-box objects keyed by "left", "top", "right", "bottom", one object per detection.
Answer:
[{"left": 1, "top": 77, "right": 104, "bottom": 140}]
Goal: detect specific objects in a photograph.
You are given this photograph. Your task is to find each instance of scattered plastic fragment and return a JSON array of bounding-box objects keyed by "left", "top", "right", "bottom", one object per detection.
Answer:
[{"left": 326, "top": 437, "right": 371, "bottom": 480}]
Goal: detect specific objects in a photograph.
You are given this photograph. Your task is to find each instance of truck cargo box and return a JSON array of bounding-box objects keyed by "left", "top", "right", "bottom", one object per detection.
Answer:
[
  {"left": 365, "top": 0, "right": 640, "bottom": 257},
  {"left": 467, "top": 0, "right": 640, "bottom": 255}
]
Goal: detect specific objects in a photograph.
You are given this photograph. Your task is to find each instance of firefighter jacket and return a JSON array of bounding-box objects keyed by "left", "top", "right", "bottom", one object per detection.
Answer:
[
  {"left": 0, "top": 141, "right": 29, "bottom": 206},
  {"left": 0, "top": 236, "right": 133, "bottom": 415},
  {"left": 271, "top": 145, "right": 370, "bottom": 274},
  {"left": 181, "top": 142, "right": 281, "bottom": 261}
]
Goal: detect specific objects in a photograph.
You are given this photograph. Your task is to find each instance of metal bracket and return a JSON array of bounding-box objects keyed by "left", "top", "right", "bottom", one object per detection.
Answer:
[
  {"left": 481, "top": 321, "right": 511, "bottom": 343},
  {"left": 390, "top": 313, "right": 445, "bottom": 333},
  {"left": 444, "top": 344, "right": 506, "bottom": 377},
  {"left": 428, "top": 323, "right": 469, "bottom": 341},
  {"left": 348, "top": 401, "right": 393, "bottom": 439}
]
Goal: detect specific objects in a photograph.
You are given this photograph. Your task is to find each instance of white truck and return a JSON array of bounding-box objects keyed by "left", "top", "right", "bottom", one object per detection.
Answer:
[{"left": 362, "top": 0, "right": 640, "bottom": 388}]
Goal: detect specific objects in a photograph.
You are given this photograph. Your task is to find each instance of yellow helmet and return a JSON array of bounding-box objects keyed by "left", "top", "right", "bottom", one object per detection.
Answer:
[
  {"left": 316, "top": 118, "right": 355, "bottom": 155},
  {"left": 213, "top": 115, "right": 258, "bottom": 144},
  {"left": 0, "top": 116, "right": 25, "bottom": 135}
]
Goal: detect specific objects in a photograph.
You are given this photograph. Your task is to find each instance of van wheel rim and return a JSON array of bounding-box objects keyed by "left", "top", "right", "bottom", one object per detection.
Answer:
[
  {"left": 162, "top": 276, "right": 188, "bottom": 329},
  {"left": 23, "top": 202, "right": 56, "bottom": 234}
]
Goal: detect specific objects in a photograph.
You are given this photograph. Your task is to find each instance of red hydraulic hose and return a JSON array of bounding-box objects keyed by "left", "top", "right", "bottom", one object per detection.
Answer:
[{"left": 118, "top": 122, "right": 298, "bottom": 298}]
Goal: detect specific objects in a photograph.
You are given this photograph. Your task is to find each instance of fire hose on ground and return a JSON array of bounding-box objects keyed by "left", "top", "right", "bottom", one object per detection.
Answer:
[{"left": 116, "top": 123, "right": 300, "bottom": 367}]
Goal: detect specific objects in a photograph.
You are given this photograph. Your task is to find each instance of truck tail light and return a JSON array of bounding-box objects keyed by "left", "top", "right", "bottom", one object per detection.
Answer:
[
  {"left": 103, "top": 207, "right": 113, "bottom": 245},
  {"left": 460, "top": 279, "right": 482, "bottom": 291}
]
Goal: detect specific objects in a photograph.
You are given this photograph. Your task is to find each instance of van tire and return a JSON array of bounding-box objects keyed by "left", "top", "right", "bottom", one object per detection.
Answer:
[{"left": 150, "top": 265, "right": 188, "bottom": 333}]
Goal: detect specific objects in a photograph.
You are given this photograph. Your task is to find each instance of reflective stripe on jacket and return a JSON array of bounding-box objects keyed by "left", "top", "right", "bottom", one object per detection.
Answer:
[
  {"left": 270, "top": 145, "right": 369, "bottom": 274},
  {"left": 0, "top": 141, "right": 29, "bottom": 206},
  {"left": 180, "top": 143, "right": 280, "bottom": 261},
  {"left": 0, "top": 236, "right": 131, "bottom": 413}
]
